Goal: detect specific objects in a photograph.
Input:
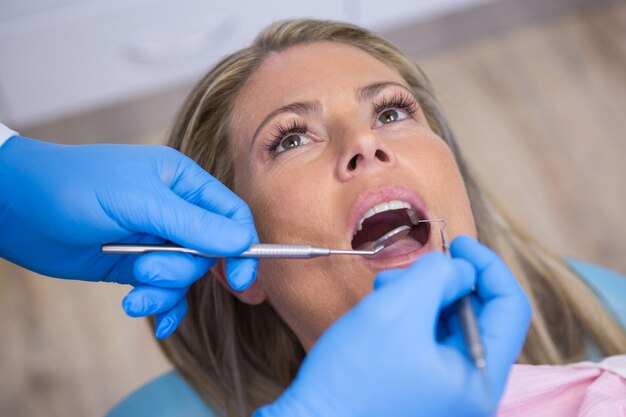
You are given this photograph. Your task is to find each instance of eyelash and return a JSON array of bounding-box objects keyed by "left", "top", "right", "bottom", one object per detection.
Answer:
[
  {"left": 264, "top": 119, "right": 309, "bottom": 155},
  {"left": 372, "top": 91, "right": 419, "bottom": 118},
  {"left": 264, "top": 92, "right": 419, "bottom": 156}
]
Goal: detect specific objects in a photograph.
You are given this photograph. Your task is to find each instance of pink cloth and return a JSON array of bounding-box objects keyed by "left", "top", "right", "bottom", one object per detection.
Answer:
[{"left": 499, "top": 355, "right": 626, "bottom": 416}]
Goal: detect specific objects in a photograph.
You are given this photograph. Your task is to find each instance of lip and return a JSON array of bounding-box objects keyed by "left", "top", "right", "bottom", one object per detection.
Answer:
[{"left": 346, "top": 184, "right": 436, "bottom": 269}]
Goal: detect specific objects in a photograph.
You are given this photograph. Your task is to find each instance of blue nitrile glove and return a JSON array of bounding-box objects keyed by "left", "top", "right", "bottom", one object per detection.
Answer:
[
  {"left": 0, "top": 136, "right": 259, "bottom": 338},
  {"left": 255, "top": 237, "right": 531, "bottom": 417}
]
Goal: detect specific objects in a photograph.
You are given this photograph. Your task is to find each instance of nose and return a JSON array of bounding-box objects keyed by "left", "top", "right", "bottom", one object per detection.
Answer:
[{"left": 335, "top": 129, "right": 396, "bottom": 182}]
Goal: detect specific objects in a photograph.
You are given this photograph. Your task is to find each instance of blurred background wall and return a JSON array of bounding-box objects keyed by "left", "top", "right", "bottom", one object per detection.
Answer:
[{"left": 1, "top": 0, "right": 624, "bottom": 415}]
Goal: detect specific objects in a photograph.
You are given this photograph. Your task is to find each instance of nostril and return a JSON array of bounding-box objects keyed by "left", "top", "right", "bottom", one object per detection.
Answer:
[
  {"left": 375, "top": 149, "right": 389, "bottom": 162},
  {"left": 347, "top": 155, "right": 359, "bottom": 171}
]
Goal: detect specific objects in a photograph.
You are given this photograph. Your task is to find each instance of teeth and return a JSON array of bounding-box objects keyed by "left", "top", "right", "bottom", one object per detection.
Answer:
[
  {"left": 354, "top": 200, "right": 421, "bottom": 235},
  {"left": 373, "top": 202, "right": 389, "bottom": 213},
  {"left": 407, "top": 208, "right": 421, "bottom": 225},
  {"left": 387, "top": 200, "right": 407, "bottom": 210}
]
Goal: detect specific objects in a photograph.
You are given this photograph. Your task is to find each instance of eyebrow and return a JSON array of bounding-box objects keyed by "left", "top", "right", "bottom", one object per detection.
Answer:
[
  {"left": 356, "top": 81, "right": 413, "bottom": 103},
  {"left": 250, "top": 80, "right": 415, "bottom": 146},
  {"left": 251, "top": 100, "right": 322, "bottom": 145}
]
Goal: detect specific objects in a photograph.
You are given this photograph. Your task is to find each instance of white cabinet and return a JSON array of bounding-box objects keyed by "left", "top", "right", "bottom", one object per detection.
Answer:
[
  {"left": 0, "top": 0, "right": 485, "bottom": 128},
  {"left": 355, "top": 0, "right": 492, "bottom": 30},
  {"left": 0, "top": 0, "right": 347, "bottom": 127}
]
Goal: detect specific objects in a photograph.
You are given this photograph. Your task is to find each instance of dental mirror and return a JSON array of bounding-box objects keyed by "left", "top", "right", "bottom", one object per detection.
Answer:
[{"left": 371, "top": 225, "right": 412, "bottom": 253}]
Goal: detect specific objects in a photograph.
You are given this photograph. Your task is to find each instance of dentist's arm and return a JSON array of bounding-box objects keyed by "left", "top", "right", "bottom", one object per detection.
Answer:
[{"left": 0, "top": 131, "right": 259, "bottom": 338}]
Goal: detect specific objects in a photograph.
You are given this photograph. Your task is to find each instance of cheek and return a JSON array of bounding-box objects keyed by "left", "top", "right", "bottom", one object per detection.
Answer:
[
  {"left": 412, "top": 138, "right": 476, "bottom": 237},
  {"left": 234, "top": 161, "right": 285, "bottom": 240},
  {"left": 241, "top": 161, "right": 335, "bottom": 244},
  {"left": 396, "top": 131, "right": 455, "bottom": 185},
  {"left": 393, "top": 129, "right": 475, "bottom": 234}
]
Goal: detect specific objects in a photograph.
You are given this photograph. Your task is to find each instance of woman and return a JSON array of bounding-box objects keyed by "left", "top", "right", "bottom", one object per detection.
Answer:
[{"left": 154, "top": 19, "right": 626, "bottom": 416}]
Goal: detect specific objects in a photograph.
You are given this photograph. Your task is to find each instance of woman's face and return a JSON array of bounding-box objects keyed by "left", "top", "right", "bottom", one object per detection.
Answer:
[{"left": 228, "top": 41, "right": 476, "bottom": 350}]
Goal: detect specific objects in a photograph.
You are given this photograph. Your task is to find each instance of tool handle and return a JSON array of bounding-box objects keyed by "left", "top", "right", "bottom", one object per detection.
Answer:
[
  {"left": 101, "top": 243, "right": 207, "bottom": 256},
  {"left": 242, "top": 244, "right": 329, "bottom": 258},
  {"left": 101, "top": 243, "right": 330, "bottom": 258}
]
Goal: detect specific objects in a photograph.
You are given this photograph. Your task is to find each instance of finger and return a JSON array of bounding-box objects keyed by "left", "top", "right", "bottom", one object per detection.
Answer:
[
  {"left": 225, "top": 257, "right": 258, "bottom": 291},
  {"left": 223, "top": 210, "right": 260, "bottom": 290},
  {"left": 437, "top": 258, "right": 475, "bottom": 311},
  {"left": 133, "top": 252, "right": 215, "bottom": 288},
  {"left": 100, "top": 252, "right": 139, "bottom": 286},
  {"left": 119, "top": 184, "right": 253, "bottom": 256},
  {"left": 450, "top": 235, "right": 527, "bottom": 301},
  {"left": 450, "top": 235, "right": 532, "bottom": 396},
  {"left": 101, "top": 234, "right": 167, "bottom": 286},
  {"left": 166, "top": 152, "right": 252, "bottom": 221},
  {"left": 122, "top": 285, "right": 188, "bottom": 317},
  {"left": 372, "top": 267, "right": 407, "bottom": 290},
  {"left": 154, "top": 297, "right": 188, "bottom": 339},
  {"left": 450, "top": 235, "right": 530, "bottom": 327}
]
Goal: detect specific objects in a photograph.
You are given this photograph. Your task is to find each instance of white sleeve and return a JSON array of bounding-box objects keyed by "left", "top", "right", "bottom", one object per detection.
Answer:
[{"left": 0, "top": 123, "right": 19, "bottom": 148}]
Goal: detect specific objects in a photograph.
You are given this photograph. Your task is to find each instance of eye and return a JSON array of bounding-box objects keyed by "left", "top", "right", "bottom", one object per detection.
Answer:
[
  {"left": 275, "top": 133, "right": 311, "bottom": 154},
  {"left": 377, "top": 108, "right": 409, "bottom": 124},
  {"left": 265, "top": 119, "right": 312, "bottom": 157},
  {"left": 372, "top": 91, "right": 419, "bottom": 127}
]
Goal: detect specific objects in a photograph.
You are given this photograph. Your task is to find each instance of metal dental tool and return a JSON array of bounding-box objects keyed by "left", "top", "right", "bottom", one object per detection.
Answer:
[
  {"left": 100, "top": 225, "right": 411, "bottom": 259},
  {"left": 420, "top": 219, "right": 488, "bottom": 387}
]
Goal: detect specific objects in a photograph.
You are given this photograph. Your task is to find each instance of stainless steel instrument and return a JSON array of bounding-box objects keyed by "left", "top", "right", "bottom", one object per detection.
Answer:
[{"left": 100, "top": 224, "right": 411, "bottom": 259}]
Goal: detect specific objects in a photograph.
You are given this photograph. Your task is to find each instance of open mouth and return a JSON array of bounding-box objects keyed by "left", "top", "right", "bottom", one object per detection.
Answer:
[{"left": 351, "top": 200, "right": 431, "bottom": 253}]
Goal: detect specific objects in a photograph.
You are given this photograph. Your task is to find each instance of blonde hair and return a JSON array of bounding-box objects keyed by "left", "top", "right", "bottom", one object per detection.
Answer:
[{"left": 157, "top": 19, "right": 626, "bottom": 417}]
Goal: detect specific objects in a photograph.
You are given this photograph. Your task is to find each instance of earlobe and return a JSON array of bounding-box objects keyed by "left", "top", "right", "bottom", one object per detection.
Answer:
[{"left": 213, "top": 259, "right": 267, "bottom": 305}]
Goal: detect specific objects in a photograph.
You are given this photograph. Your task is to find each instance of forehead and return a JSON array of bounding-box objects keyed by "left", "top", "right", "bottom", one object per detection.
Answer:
[{"left": 231, "top": 41, "right": 406, "bottom": 140}]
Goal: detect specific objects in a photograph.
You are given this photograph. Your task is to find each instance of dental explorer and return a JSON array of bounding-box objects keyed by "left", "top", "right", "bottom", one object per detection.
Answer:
[{"left": 100, "top": 224, "right": 410, "bottom": 259}]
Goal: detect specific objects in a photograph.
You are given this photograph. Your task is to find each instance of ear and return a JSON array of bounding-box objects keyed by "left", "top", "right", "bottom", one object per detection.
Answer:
[{"left": 212, "top": 259, "right": 267, "bottom": 305}]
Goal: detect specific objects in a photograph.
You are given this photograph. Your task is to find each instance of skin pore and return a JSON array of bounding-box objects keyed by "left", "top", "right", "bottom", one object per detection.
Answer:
[{"left": 220, "top": 41, "right": 477, "bottom": 350}]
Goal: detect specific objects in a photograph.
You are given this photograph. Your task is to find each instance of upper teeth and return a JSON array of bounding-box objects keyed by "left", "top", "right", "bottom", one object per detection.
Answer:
[{"left": 355, "top": 200, "right": 422, "bottom": 234}]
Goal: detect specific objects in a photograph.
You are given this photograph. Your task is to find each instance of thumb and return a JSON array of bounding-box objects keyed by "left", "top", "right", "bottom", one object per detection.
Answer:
[
  {"left": 451, "top": 235, "right": 532, "bottom": 400},
  {"left": 372, "top": 253, "right": 476, "bottom": 325}
]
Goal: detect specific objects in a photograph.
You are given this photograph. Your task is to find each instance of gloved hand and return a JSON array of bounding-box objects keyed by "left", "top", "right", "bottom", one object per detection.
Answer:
[
  {"left": 255, "top": 236, "right": 531, "bottom": 417},
  {"left": 0, "top": 136, "right": 259, "bottom": 338}
]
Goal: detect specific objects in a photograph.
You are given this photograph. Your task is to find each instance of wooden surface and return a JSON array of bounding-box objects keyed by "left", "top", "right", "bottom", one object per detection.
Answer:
[
  {"left": 2, "top": 2, "right": 625, "bottom": 416},
  {"left": 0, "top": 262, "right": 171, "bottom": 416},
  {"left": 420, "top": 0, "right": 626, "bottom": 273}
]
